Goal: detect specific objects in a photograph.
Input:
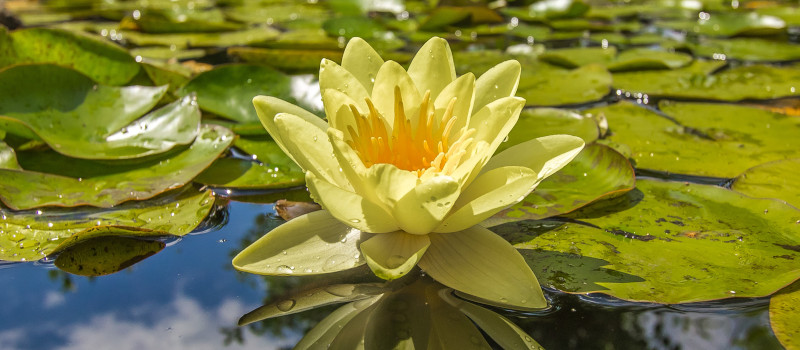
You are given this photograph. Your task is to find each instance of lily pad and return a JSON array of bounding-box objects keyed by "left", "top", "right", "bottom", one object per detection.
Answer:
[
  {"left": 502, "top": 0, "right": 589, "bottom": 21},
  {"left": 613, "top": 60, "right": 800, "bottom": 101},
  {"left": 586, "top": 101, "right": 800, "bottom": 178},
  {"left": 121, "top": 26, "right": 280, "bottom": 49},
  {"left": 541, "top": 46, "right": 692, "bottom": 71},
  {"left": 485, "top": 143, "right": 635, "bottom": 226},
  {"left": 0, "top": 64, "right": 200, "bottom": 160},
  {"left": 0, "top": 27, "right": 139, "bottom": 85},
  {"left": 418, "top": 6, "right": 504, "bottom": 31},
  {"left": 228, "top": 47, "right": 344, "bottom": 71},
  {"left": 687, "top": 38, "right": 800, "bottom": 62},
  {"left": 233, "top": 136, "right": 305, "bottom": 173},
  {"left": 195, "top": 158, "right": 305, "bottom": 189},
  {"left": 52, "top": 227, "right": 170, "bottom": 276},
  {"left": 493, "top": 179, "right": 800, "bottom": 303},
  {"left": 0, "top": 141, "right": 21, "bottom": 170},
  {"left": 0, "top": 125, "right": 233, "bottom": 210},
  {"left": 123, "top": 8, "right": 241, "bottom": 33},
  {"left": 657, "top": 12, "right": 786, "bottom": 37},
  {"left": 497, "top": 107, "right": 600, "bottom": 154},
  {"left": 129, "top": 46, "right": 207, "bottom": 61},
  {"left": 454, "top": 50, "right": 612, "bottom": 106},
  {"left": 0, "top": 186, "right": 214, "bottom": 262},
  {"left": 770, "top": 280, "right": 800, "bottom": 350},
  {"left": 180, "top": 64, "right": 294, "bottom": 124},
  {"left": 732, "top": 158, "right": 800, "bottom": 209},
  {"left": 224, "top": 3, "right": 330, "bottom": 25}
]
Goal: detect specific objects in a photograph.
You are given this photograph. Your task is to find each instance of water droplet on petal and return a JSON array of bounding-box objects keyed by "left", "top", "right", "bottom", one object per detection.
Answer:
[{"left": 276, "top": 299, "right": 296, "bottom": 312}]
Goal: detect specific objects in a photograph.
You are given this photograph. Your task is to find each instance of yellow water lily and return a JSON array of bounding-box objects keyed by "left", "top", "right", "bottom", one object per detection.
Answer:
[{"left": 233, "top": 37, "right": 584, "bottom": 310}]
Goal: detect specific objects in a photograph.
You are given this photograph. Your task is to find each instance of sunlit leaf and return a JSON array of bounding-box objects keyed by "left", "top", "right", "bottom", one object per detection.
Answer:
[
  {"left": 497, "top": 107, "right": 600, "bottom": 154},
  {"left": 495, "top": 179, "right": 800, "bottom": 303},
  {"left": 121, "top": 25, "right": 280, "bottom": 48},
  {"left": 228, "top": 46, "right": 344, "bottom": 71},
  {"left": 195, "top": 158, "right": 305, "bottom": 189},
  {"left": 770, "top": 280, "right": 800, "bottom": 350},
  {"left": 658, "top": 12, "right": 786, "bottom": 37},
  {"left": 688, "top": 38, "right": 800, "bottom": 62},
  {"left": 732, "top": 158, "right": 800, "bottom": 209}
]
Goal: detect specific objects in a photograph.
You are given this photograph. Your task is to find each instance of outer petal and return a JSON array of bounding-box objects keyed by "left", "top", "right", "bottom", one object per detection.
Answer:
[
  {"left": 371, "top": 60, "right": 420, "bottom": 127},
  {"left": 253, "top": 96, "right": 326, "bottom": 167},
  {"left": 433, "top": 73, "right": 475, "bottom": 142},
  {"left": 472, "top": 60, "right": 521, "bottom": 114},
  {"left": 342, "top": 37, "right": 384, "bottom": 94},
  {"left": 319, "top": 59, "right": 370, "bottom": 112},
  {"left": 481, "top": 134, "right": 585, "bottom": 181},
  {"left": 419, "top": 226, "right": 547, "bottom": 310},
  {"left": 274, "top": 113, "right": 350, "bottom": 190},
  {"left": 328, "top": 127, "right": 370, "bottom": 192},
  {"left": 306, "top": 171, "right": 400, "bottom": 233},
  {"left": 393, "top": 175, "right": 461, "bottom": 235},
  {"left": 360, "top": 231, "right": 430, "bottom": 280},
  {"left": 232, "top": 210, "right": 367, "bottom": 275},
  {"left": 408, "top": 37, "right": 456, "bottom": 101},
  {"left": 435, "top": 166, "right": 538, "bottom": 233}
]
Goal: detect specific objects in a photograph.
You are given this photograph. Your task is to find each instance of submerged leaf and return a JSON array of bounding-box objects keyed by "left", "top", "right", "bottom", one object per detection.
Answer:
[{"left": 52, "top": 227, "right": 170, "bottom": 276}]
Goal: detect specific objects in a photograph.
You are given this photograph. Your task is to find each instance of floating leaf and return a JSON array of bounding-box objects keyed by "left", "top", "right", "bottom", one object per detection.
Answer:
[
  {"left": 494, "top": 179, "right": 800, "bottom": 303},
  {"left": 0, "top": 141, "right": 21, "bottom": 170},
  {"left": 195, "top": 158, "right": 305, "bottom": 189},
  {"left": 121, "top": 26, "right": 280, "bottom": 48},
  {"left": 658, "top": 12, "right": 786, "bottom": 37},
  {"left": 687, "top": 38, "right": 800, "bottom": 62},
  {"left": 770, "top": 280, "right": 800, "bottom": 350},
  {"left": 732, "top": 158, "right": 800, "bottom": 209},
  {"left": 0, "top": 64, "right": 201, "bottom": 160},
  {"left": 418, "top": 6, "right": 504, "bottom": 31},
  {"left": 224, "top": 3, "right": 330, "bottom": 25},
  {"left": 0, "top": 125, "right": 232, "bottom": 210},
  {"left": 322, "top": 16, "right": 385, "bottom": 39},
  {"left": 52, "top": 227, "right": 170, "bottom": 276},
  {"left": 0, "top": 187, "right": 214, "bottom": 261},
  {"left": 180, "top": 64, "right": 294, "bottom": 124},
  {"left": 228, "top": 47, "right": 344, "bottom": 71},
  {"left": 124, "top": 8, "right": 241, "bottom": 33},
  {"left": 234, "top": 136, "right": 305, "bottom": 172},
  {"left": 497, "top": 107, "right": 600, "bottom": 154},
  {"left": 0, "top": 27, "right": 139, "bottom": 85},
  {"left": 586, "top": 101, "right": 800, "bottom": 178},
  {"left": 485, "top": 143, "right": 635, "bottom": 226},
  {"left": 129, "top": 46, "right": 207, "bottom": 61}
]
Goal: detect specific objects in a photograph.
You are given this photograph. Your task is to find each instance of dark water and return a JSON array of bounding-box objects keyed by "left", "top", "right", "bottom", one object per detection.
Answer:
[{"left": 0, "top": 199, "right": 783, "bottom": 350}]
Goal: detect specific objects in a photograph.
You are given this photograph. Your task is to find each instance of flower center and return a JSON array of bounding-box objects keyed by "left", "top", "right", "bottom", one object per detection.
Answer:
[{"left": 345, "top": 86, "right": 475, "bottom": 177}]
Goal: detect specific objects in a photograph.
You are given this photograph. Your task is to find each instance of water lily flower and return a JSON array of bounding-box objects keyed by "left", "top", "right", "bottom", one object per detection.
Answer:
[{"left": 233, "top": 37, "right": 584, "bottom": 310}]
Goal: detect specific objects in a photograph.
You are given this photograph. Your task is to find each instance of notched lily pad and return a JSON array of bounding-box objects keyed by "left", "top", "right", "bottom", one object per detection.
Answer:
[
  {"left": 52, "top": 226, "right": 172, "bottom": 276},
  {"left": 0, "top": 27, "right": 139, "bottom": 85},
  {"left": 0, "top": 125, "right": 233, "bottom": 210},
  {"left": 485, "top": 142, "right": 635, "bottom": 225},
  {"left": 732, "top": 158, "right": 800, "bottom": 209},
  {"left": 0, "top": 187, "right": 215, "bottom": 262},
  {"left": 770, "top": 280, "right": 800, "bottom": 350},
  {"left": 495, "top": 179, "right": 800, "bottom": 303}
]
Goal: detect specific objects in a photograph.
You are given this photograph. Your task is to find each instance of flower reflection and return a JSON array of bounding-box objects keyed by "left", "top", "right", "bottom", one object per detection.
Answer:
[{"left": 239, "top": 273, "right": 545, "bottom": 350}]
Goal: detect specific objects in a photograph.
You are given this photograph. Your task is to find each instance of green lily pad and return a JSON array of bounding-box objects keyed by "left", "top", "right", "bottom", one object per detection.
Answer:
[
  {"left": 0, "top": 64, "right": 200, "bottom": 160},
  {"left": 497, "top": 107, "right": 600, "bottom": 154},
  {"left": 0, "top": 141, "right": 21, "bottom": 170},
  {"left": 540, "top": 46, "right": 693, "bottom": 71},
  {"left": 586, "top": 101, "right": 800, "bottom": 178},
  {"left": 224, "top": 3, "right": 330, "bottom": 25},
  {"left": 454, "top": 50, "right": 612, "bottom": 106},
  {"left": 140, "top": 62, "right": 192, "bottom": 96},
  {"left": 195, "top": 158, "right": 305, "bottom": 189},
  {"left": 52, "top": 227, "right": 170, "bottom": 276},
  {"left": 322, "top": 16, "right": 385, "bottom": 39},
  {"left": 124, "top": 8, "right": 241, "bottom": 33},
  {"left": 757, "top": 6, "right": 800, "bottom": 26},
  {"left": 539, "top": 47, "right": 618, "bottom": 68},
  {"left": 502, "top": 0, "right": 589, "bottom": 21},
  {"left": 418, "top": 6, "right": 504, "bottom": 31},
  {"left": 259, "top": 28, "right": 342, "bottom": 50},
  {"left": 0, "top": 124, "right": 233, "bottom": 210},
  {"left": 234, "top": 136, "right": 305, "bottom": 173},
  {"left": 494, "top": 179, "right": 800, "bottom": 303},
  {"left": 613, "top": 60, "right": 800, "bottom": 101},
  {"left": 121, "top": 25, "right": 280, "bottom": 49},
  {"left": 129, "top": 46, "right": 207, "bottom": 61},
  {"left": 732, "top": 158, "right": 800, "bottom": 209},
  {"left": 770, "top": 280, "right": 800, "bottom": 350},
  {"left": 688, "top": 38, "right": 800, "bottom": 62},
  {"left": 485, "top": 142, "right": 635, "bottom": 226},
  {"left": 0, "top": 27, "right": 139, "bottom": 85},
  {"left": 0, "top": 186, "right": 214, "bottom": 262},
  {"left": 228, "top": 46, "right": 344, "bottom": 71},
  {"left": 180, "top": 64, "right": 295, "bottom": 124},
  {"left": 658, "top": 12, "right": 786, "bottom": 37}
]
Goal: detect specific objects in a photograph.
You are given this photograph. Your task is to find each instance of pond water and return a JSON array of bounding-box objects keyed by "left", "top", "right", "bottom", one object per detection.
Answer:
[{"left": 1, "top": 0, "right": 800, "bottom": 349}]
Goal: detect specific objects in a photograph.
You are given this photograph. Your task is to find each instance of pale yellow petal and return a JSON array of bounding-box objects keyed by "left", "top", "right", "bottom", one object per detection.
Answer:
[
  {"left": 322, "top": 88, "right": 361, "bottom": 140},
  {"left": 360, "top": 231, "right": 430, "bottom": 280},
  {"left": 419, "top": 226, "right": 547, "bottom": 310},
  {"left": 294, "top": 297, "right": 379, "bottom": 350},
  {"left": 392, "top": 175, "right": 461, "bottom": 235},
  {"left": 472, "top": 60, "right": 521, "bottom": 113},
  {"left": 342, "top": 37, "right": 384, "bottom": 94},
  {"left": 274, "top": 113, "right": 350, "bottom": 190},
  {"left": 319, "top": 58, "right": 369, "bottom": 112},
  {"left": 371, "top": 60, "right": 420, "bottom": 127},
  {"left": 435, "top": 166, "right": 537, "bottom": 233},
  {"left": 232, "top": 210, "right": 367, "bottom": 275},
  {"left": 433, "top": 73, "right": 475, "bottom": 142},
  {"left": 328, "top": 127, "right": 370, "bottom": 194},
  {"left": 408, "top": 37, "right": 456, "bottom": 101},
  {"left": 482, "top": 134, "right": 585, "bottom": 181},
  {"left": 253, "top": 96, "right": 326, "bottom": 168},
  {"left": 426, "top": 287, "right": 492, "bottom": 350},
  {"left": 306, "top": 171, "right": 400, "bottom": 233},
  {"left": 361, "top": 163, "right": 419, "bottom": 211}
]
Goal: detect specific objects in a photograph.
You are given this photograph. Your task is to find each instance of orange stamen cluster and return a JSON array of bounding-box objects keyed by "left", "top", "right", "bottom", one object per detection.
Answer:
[{"left": 345, "top": 86, "right": 475, "bottom": 177}]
